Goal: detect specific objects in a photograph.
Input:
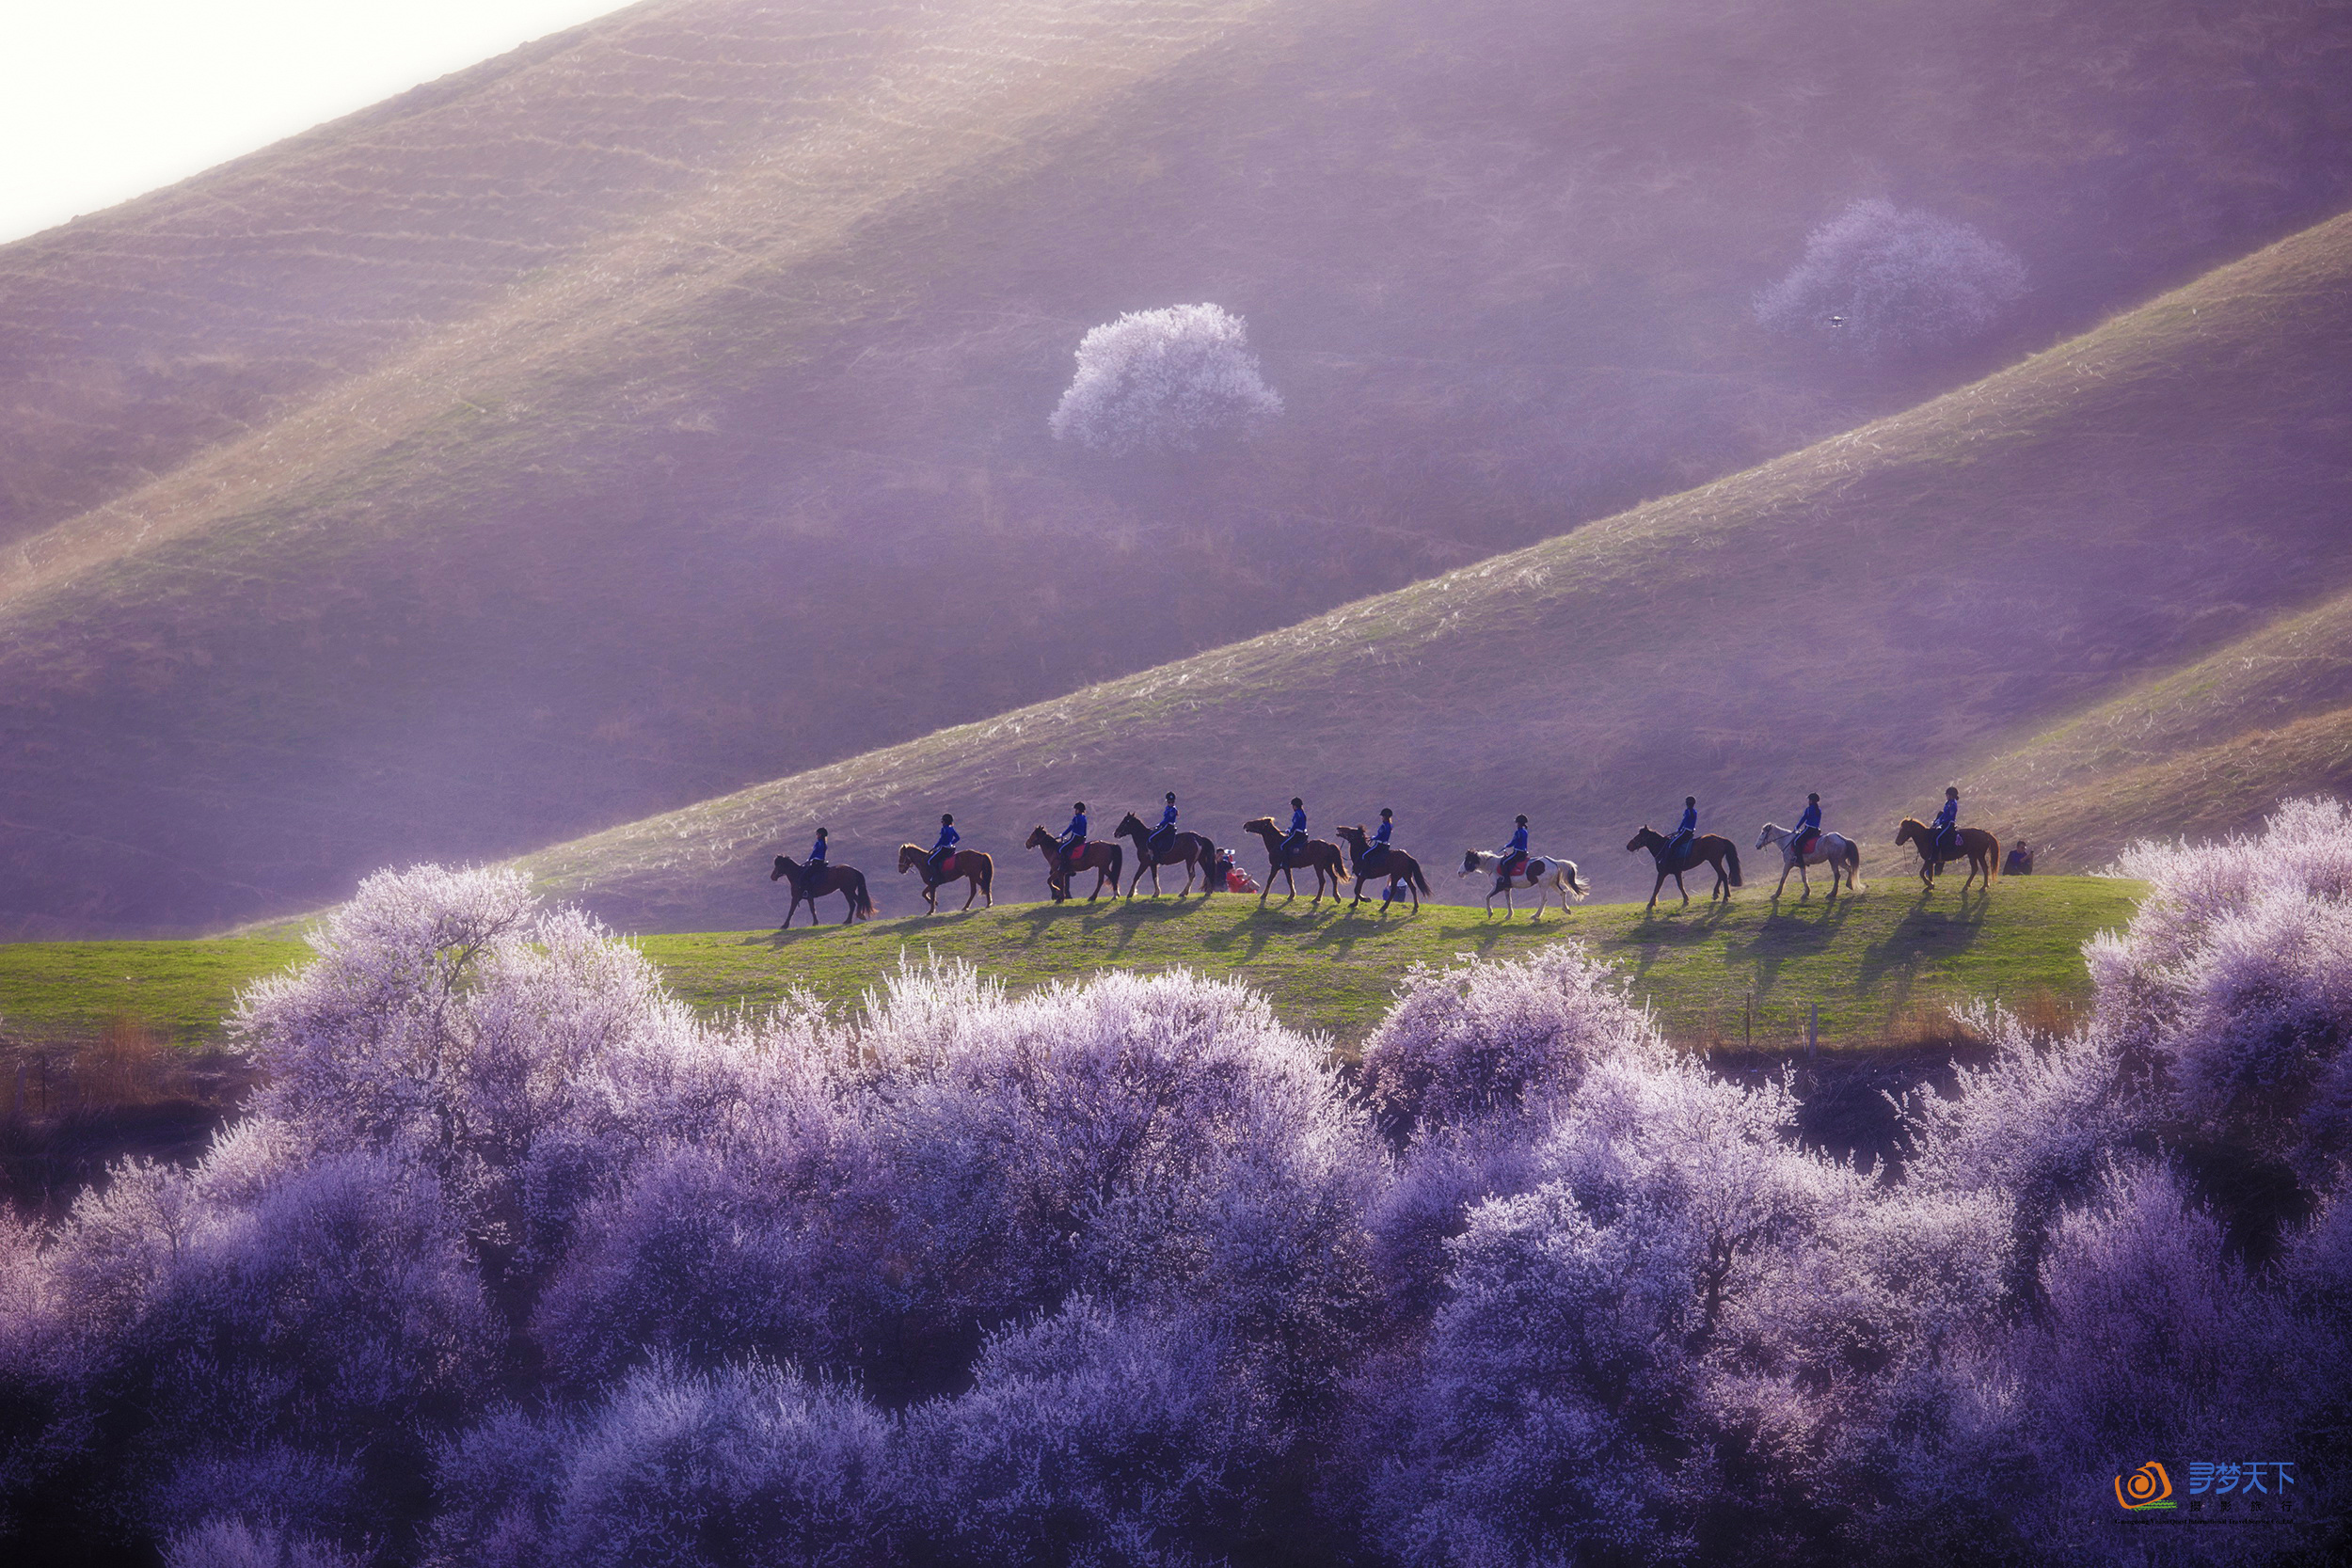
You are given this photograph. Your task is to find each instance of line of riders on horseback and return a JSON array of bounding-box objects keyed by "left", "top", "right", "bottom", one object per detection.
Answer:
[{"left": 765, "top": 784, "right": 2001, "bottom": 927}]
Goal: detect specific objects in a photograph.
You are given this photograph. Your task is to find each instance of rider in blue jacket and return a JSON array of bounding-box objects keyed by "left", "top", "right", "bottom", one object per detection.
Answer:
[
  {"left": 1932, "top": 787, "right": 1961, "bottom": 863},
  {"left": 1793, "top": 793, "right": 1822, "bottom": 857},
  {"left": 1372, "top": 809, "right": 1393, "bottom": 847},
  {"left": 927, "top": 815, "right": 959, "bottom": 878},
  {"left": 1151, "top": 793, "right": 1179, "bottom": 857},
  {"left": 1058, "top": 803, "right": 1088, "bottom": 868},
  {"left": 1498, "top": 815, "right": 1531, "bottom": 882},
  {"left": 803, "top": 828, "right": 829, "bottom": 896},
  {"left": 1281, "top": 798, "right": 1308, "bottom": 864},
  {"left": 1359, "top": 807, "right": 1396, "bottom": 876},
  {"left": 1665, "top": 797, "right": 1697, "bottom": 863}
]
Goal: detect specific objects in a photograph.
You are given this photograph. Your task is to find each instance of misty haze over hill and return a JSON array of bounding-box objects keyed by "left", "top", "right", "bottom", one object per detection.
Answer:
[{"left": 3, "top": 0, "right": 2352, "bottom": 932}]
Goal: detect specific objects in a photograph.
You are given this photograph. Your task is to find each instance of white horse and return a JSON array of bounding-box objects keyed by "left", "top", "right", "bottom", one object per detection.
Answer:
[
  {"left": 1459, "top": 848, "right": 1588, "bottom": 919},
  {"left": 1755, "top": 822, "right": 1864, "bottom": 899}
]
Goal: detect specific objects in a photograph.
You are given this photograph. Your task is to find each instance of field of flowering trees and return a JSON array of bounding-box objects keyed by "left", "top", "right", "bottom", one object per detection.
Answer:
[{"left": 6, "top": 804, "right": 2351, "bottom": 1565}]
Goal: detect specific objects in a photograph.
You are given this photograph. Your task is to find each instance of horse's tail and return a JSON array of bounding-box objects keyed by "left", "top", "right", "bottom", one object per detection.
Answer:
[
  {"left": 855, "top": 873, "right": 874, "bottom": 920},
  {"left": 1411, "top": 862, "right": 1431, "bottom": 895},
  {"left": 978, "top": 855, "right": 993, "bottom": 894},
  {"left": 1986, "top": 832, "right": 2001, "bottom": 882},
  {"left": 1108, "top": 845, "right": 1123, "bottom": 881},
  {"left": 1563, "top": 861, "right": 1589, "bottom": 902},
  {"left": 1726, "top": 843, "right": 1743, "bottom": 888},
  {"left": 1844, "top": 839, "right": 1865, "bottom": 891}
]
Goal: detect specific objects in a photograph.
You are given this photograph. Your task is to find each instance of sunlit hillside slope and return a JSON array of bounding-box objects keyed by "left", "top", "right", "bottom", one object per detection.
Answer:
[
  {"left": 6, "top": 0, "right": 2352, "bottom": 933},
  {"left": 1966, "top": 585, "right": 2352, "bottom": 866},
  {"left": 518, "top": 213, "right": 2352, "bottom": 925}
]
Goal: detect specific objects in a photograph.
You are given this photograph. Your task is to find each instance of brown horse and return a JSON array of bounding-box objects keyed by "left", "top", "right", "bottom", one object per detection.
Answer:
[
  {"left": 1024, "top": 826, "right": 1123, "bottom": 902},
  {"left": 897, "top": 844, "right": 994, "bottom": 913},
  {"left": 1113, "top": 812, "right": 1217, "bottom": 897},
  {"left": 770, "top": 855, "right": 874, "bottom": 927},
  {"left": 1895, "top": 818, "right": 2001, "bottom": 892},
  {"left": 1242, "top": 817, "right": 1347, "bottom": 905},
  {"left": 1625, "top": 826, "right": 1743, "bottom": 911},
  {"left": 1334, "top": 824, "right": 1432, "bottom": 910}
]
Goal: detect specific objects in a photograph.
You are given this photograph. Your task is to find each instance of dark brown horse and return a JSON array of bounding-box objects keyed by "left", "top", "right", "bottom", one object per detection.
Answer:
[
  {"left": 1025, "top": 826, "right": 1123, "bottom": 902},
  {"left": 1334, "top": 824, "right": 1432, "bottom": 910},
  {"left": 897, "top": 844, "right": 994, "bottom": 913},
  {"left": 1625, "top": 826, "right": 1743, "bottom": 911},
  {"left": 770, "top": 855, "right": 874, "bottom": 927},
  {"left": 1113, "top": 812, "right": 1217, "bottom": 897},
  {"left": 1895, "top": 818, "right": 2001, "bottom": 892},
  {"left": 1242, "top": 817, "right": 1347, "bottom": 905}
]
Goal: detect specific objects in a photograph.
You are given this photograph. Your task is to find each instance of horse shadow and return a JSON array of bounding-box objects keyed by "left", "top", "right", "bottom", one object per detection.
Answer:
[
  {"left": 1855, "top": 889, "right": 1993, "bottom": 1008},
  {"left": 1726, "top": 895, "right": 1860, "bottom": 1001}
]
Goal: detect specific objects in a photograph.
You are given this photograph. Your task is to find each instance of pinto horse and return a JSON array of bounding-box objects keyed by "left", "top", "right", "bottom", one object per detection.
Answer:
[
  {"left": 1241, "top": 817, "right": 1347, "bottom": 905},
  {"left": 1626, "top": 826, "right": 1743, "bottom": 911},
  {"left": 1114, "top": 811, "right": 1217, "bottom": 897},
  {"left": 1895, "top": 818, "right": 2001, "bottom": 892},
  {"left": 1755, "top": 822, "right": 1864, "bottom": 900},
  {"left": 770, "top": 855, "right": 874, "bottom": 927},
  {"left": 897, "top": 844, "right": 994, "bottom": 914},
  {"left": 1458, "top": 847, "right": 1586, "bottom": 919},
  {"left": 1025, "top": 826, "right": 1123, "bottom": 902},
  {"left": 1334, "top": 824, "right": 1433, "bottom": 910}
]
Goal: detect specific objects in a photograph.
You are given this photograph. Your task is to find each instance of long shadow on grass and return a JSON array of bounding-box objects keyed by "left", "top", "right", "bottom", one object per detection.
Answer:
[
  {"left": 1612, "top": 898, "right": 1737, "bottom": 987},
  {"left": 1726, "top": 895, "right": 1863, "bottom": 1003},
  {"left": 1854, "top": 889, "right": 1994, "bottom": 1018}
]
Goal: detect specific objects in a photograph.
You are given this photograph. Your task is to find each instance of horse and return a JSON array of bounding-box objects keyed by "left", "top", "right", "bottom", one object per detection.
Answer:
[
  {"left": 1113, "top": 811, "right": 1218, "bottom": 898},
  {"left": 1458, "top": 847, "right": 1587, "bottom": 920},
  {"left": 1625, "top": 826, "right": 1743, "bottom": 911},
  {"left": 1024, "top": 826, "right": 1123, "bottom": 902},
  {"left": 770, "top": 854, "right": 874, "bottom": 927},
  {"left": 1241, "top": 817, "right": 1347, "bottom": 905},
  {"left": 896, "top": 844, "right": 994, "bottom": 914},
  {"left": 1895, "top": 818, "right": 2001, "bottom": 892},
  {"left": 1334, "top": 824, "right": 1433, "bottom": 910},
  {"left": 1755, "top": 822, "right": 1864, "bottom": 900}
]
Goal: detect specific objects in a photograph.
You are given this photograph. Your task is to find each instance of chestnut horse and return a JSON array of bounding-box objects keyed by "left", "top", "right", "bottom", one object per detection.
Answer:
[
  {"left": 1024, "top": 826, "right": 1123, "bottom": 902},
  {"left": 1241, "top": 817, "right": 1347, "bottom": 905},
  {"left": 897, "top": 844, "right": 994, "bottom": 913},
  {"left": 770, "top": 855, "right": 874, "bottom": 927},
  {"left": 1625, "top": 826, "right": 1743, "bottom": 911},
  {"left": 1114, "top": 811, "right": 1217, "bottom": 897},
  {"left": 1334, "top": 824, "right": 1432, "bottom": 910},
  {"left": 1895, "top": 818, "right": 2001, "bottom": 892}
]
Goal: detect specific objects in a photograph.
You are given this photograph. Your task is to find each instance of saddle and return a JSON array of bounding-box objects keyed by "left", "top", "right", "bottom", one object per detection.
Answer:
[
  {"left": 1497, "top": 850, "right": 1529, "bottom": 881},
  {"left": 1358, "top": 843, "right": 1392, "bottom": 877},
  {"left": 931, "top": 851, "right": 959, "bottom": 879},
  {"left": 1792, "top": 830, "right": 1820, "bottom": 858}
]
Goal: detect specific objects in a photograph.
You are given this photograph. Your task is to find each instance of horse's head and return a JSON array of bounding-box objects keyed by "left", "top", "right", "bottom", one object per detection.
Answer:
[
  {"left": 1335, "top": 824, "right": 1366, "bottom": 847},
  {"left": 1626, "top": 826, "right": 1659, "bottom": 853},
  {"left": 1755, "top": 824, "right": 1779, "bottom": 850},
  {"left": 1242, "top": 816, "right": 1277, "bottom": 839},
  {"left": 1460, "top": 849, "right": 1481, "bottom": 875},
  {"left": 1116, "top": 812, "right": 1145, "bottom": 836},
  {"left": 1025, "top": 826, "right": 1053, "bottom": 849},
  {"left": 771, "top": 855, "right": 791, "bottom": 880},
  {"left": 898, "top": 846, "right": 919, "bottom": 872},
  {"left": 1895, "top": 819, "right": 1921, "bottom": 847}
]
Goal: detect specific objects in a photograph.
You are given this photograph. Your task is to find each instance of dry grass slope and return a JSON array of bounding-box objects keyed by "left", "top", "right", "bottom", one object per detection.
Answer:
[{"left": 7, "top": 0, "right": 2352, "bottom": 933}]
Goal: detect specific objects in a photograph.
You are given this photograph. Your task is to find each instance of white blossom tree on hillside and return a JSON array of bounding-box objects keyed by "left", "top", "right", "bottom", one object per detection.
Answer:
[
  {"left": 1755, "top": 199, "right": 2027, "bottom": 356},
  {"left": 1047, "top": 303, "right": 1283, "bottom": 454}
]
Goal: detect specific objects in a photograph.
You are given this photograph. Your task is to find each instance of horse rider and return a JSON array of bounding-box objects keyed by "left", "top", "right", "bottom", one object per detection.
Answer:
[
  {"left": 1281, "top": 798, "right": 1309, "bottom": 866},
  {"left": 1665, "top": 796, "right": 1698, "bottom": 864},
  {"left": 1495, "top": 815, "right": 1531, "bottom": 891},
  {"left": 1361, "top": 807, "right": 1395, "bottom": 876},
  {"left": 1150, "top": 793, "right": 1180, "bottom": 859},
  {"left": 1057, "top": 802, "right": 1089, "bottom": 872},
  {"left": 926, "top": 814, "right": 959, "bottom": 879},
  {"left": 803, "top": 827, "right": 830, "bottom": 897},
  {"left": 1931, "top": 786, "right": 1961, "bottom": 867},
  {"left": 1792, "top": 793, "right": 1822, "bottom": 859}
]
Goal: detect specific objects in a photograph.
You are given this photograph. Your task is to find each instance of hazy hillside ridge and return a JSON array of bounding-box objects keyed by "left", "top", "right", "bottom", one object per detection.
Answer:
[
  {"left": 7, "top": 0, "right": 2352, "bottom": 934},
  {"left": 519, "top": 209, "right": 2352, "bottom": 927}
]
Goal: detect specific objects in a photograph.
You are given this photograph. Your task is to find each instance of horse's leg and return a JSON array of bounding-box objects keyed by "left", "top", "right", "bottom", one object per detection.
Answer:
[
  {"left": 1676, "top": 871, "right": 1691, "bottom": 907},
  {"left": 1646, "top": 871, "right": 1663, "bottom": 911}
]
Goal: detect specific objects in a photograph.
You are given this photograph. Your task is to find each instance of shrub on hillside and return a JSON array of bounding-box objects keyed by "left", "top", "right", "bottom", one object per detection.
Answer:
[
  {"left": 1754, "top": 199, "right": 2026, "bottom": 356},
  {"left": 1047, "top": 304, "right": 1282, "bottom": 454}
]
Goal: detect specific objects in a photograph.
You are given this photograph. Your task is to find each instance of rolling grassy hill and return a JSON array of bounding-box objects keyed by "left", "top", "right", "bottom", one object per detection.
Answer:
[
  {"left": 4, "top": 877, "right": 2139, "bottom": 1057},
  {"left": 1965, "top": 583, "right": 2352, "bottom": 866},
  {"left": 516, "top": 209, "right": 2352, "bottom": 925},
  {"left": 6, "top": 0, "right": 2352, "bottom": 935}
]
